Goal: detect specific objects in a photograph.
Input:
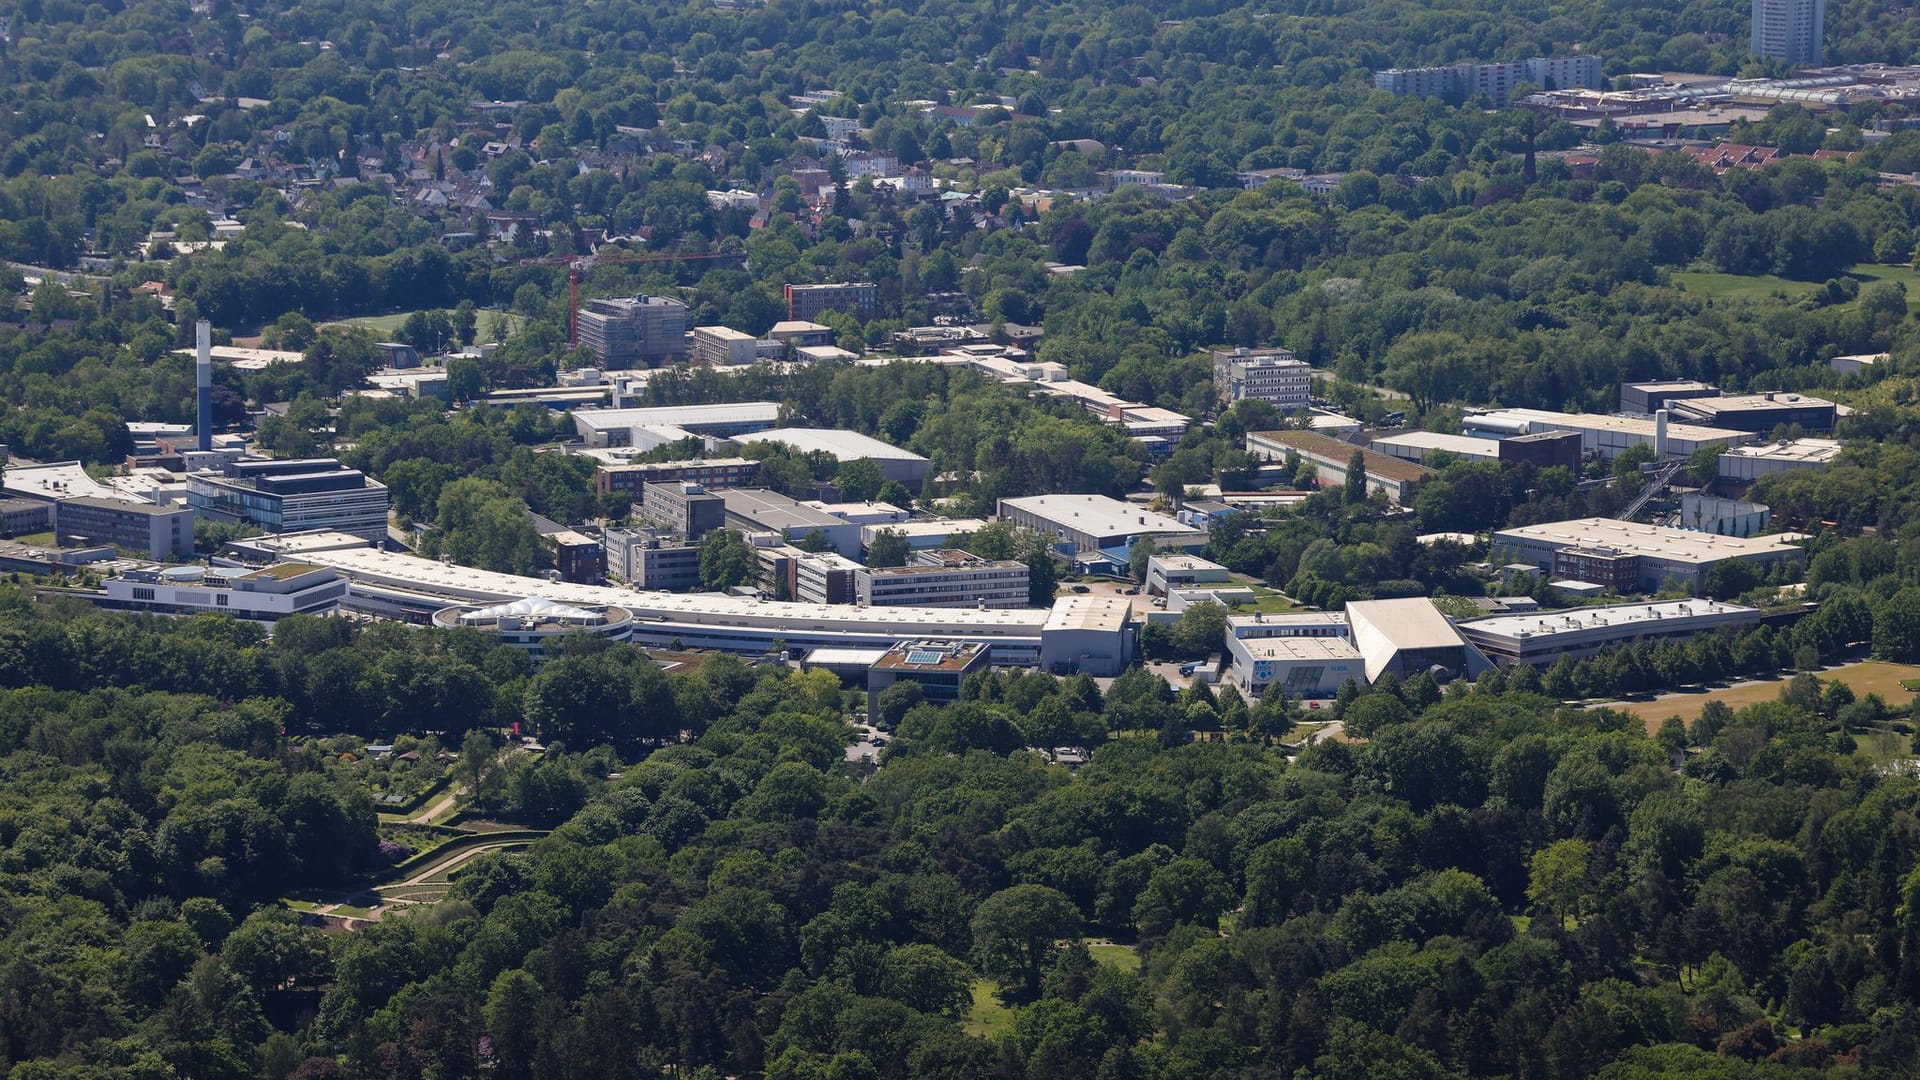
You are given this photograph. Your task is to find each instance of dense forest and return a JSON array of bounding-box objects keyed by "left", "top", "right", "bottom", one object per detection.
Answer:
[{"left": 5, "top": 587, "right": 1920, "bottom": 1079}]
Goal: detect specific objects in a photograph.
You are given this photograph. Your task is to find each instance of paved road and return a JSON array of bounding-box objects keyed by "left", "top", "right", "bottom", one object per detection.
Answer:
[
  {"left": 389, "top": 836, "right": 535, "bottom": 889},
  {"left": 403, "top": 785, "right": 466, "bottom": 825}
]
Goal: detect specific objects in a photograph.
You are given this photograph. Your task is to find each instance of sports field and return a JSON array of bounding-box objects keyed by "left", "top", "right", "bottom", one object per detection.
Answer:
[{"left": 1603, "top": 660, "right": 1920, "bottom": 733}]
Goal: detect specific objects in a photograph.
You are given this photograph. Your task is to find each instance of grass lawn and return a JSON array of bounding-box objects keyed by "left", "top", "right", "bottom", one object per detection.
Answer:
[
  {"left": 6, "top": 531, "right": 55, "bottom": 547},
  {"left": 1671, "top": 263, "right": 1920, "bottom": 314},
  {"left": 1087, "top": 942, "right": 1141, "bottom": 974},
  {"left": 1242, "top": 589, "right": 1302, "bottom": 614},
  {"left": 1854, "top": 728, "right": 1913, "bottom": 761},
  {"left": 1602, "top": 660, "right": 1920, "bottom": 733},
  {"left": 328, "top": 307, "right": 520, "bottom": 338},
  {"left": 964, "top": 979, "right": 1015, "bottom": 1039}
]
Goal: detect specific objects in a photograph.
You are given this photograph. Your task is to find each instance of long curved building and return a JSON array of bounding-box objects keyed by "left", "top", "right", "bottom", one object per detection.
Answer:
[{"left": 231, "top": 531, "right": 1136, "bottom": 675}]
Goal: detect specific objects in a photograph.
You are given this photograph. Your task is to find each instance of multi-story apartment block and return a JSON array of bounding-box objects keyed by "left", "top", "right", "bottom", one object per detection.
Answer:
[
  {"left": 1752, "top": 0, "right": 1823, "bottom": 64},
  {"left": 784, "top": 282, "right": 877, "bottom": 322},
  {"left": 1212, "top": 347, "right": 1312, "bottom": 408}
]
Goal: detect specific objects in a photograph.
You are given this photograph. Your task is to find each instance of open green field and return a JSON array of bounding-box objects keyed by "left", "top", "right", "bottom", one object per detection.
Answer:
[
  {"left": 964, "top": 980, "right": 1015, "bottom": 1038},
  {"left": 328, "top": 307, "right": 520, "bottom": 338},
  {"left": 1603, "top": 660, "right": 1920, "bottom": 732},
  {"left": 1671, "top": 263, "right": 1920, "bottom": 313},
  {"left": 1087, "top": 942, "right": 1140, "bottom": 973}
]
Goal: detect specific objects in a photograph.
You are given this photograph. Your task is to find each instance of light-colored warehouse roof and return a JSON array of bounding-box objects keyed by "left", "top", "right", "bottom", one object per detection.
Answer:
[
  {"left": 1235, "top": 636, "right": 1364, "bottom": 662},
  {"left": 1720, "top": 438, "right": 1842, "bottom": 464},
  {"left": 1044, "top": 594, "right": 1133, "bottom": 633},
  {"left": 736, "top": 427, "right": 929, "bottom": 463},
  {"left": 999, "top": 494, "right": 1200, "bottom": 540},
  {"left": 572, "top": 402, "right": 781, "bottom": 431},
  {"left": 1370, "top": 431, "right": 1500, "bottom": 459},
  {"left": 1493, "top": 517, "right": 1803, "bottom": 565},
  {"left": 1460, "top": 599, "right": 1756, "bottom": 640},
  {"left": 1466, "top": 408, "right": 1751, "bottom": 444}
]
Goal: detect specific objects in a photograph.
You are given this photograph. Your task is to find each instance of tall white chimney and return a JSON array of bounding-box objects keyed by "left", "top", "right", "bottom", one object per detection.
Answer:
[
  {"left": 195, "top": 319, "right": 213, "bottom": 452},
  {"left": 1654, "top": 408, "right": 1668, "bottom": 459}
]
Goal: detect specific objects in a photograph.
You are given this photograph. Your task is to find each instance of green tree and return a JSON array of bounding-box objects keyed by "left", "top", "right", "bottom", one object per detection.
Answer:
[
  {"left": 1344, "top": 450, "right": 1368, "bottom": 504},
  {"left": 835, "top": 458, "right": 885, "bottom": 502},
  {"left": 700, "top": 529, "right": 757, "bottom": 591},
  {"left": 970, "top": 885, "right": 1083, "bottom": 999},
  {"left": 866, "top": 528, "right": 910, "bottom": 568}
]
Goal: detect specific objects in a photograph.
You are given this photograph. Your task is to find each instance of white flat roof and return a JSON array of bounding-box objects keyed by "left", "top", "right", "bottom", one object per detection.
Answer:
[
  {"left": 2, "top": 461, "right": 142, "bottom": 503},
  {"left": 738, "top": 427, "right": 929, "bottom": 462},
  {"left": 1044, "top": 594, "right": 1133, "bottom": 632},
  {"left": 694, "top": 325, "right": 758, "bottom": 341},
  {"left": 1229, "top": 611, "right": 1349, "bottom": 633},
  {"left": 1721, "top": 438, "right": 1842, "bottom": 463},
  {"left": 246, "top": 531, "right": 1056, "bottom": 632},
  {"left": 1371, "top": 431, "right": 1499, "bottom": 457},
  {"left": 1468, "top": 408, "right": 1750, "bottom": 443},
  {"left": 805, "top": 646, "right": 892, "bottom": 665},
  {"left": 863, "top": 518, "right": 991, "bottom": 538},
  {"left": 1493, "top": 517, "right": 1802, "bottom": 564},
  {"left": 1000, "top": 494, "right": 1200, "bottom": 539},
  {"left": 1237, "top": 637, "right": 1363, "bottom": 662},
  {"left": 573, "top": 402, "right": 781, "bottom": 431},
  {"left": 1461, "top": 599, "right": 1756, "bottom": 639},
  {"left": 1150, "top": 554, "right": 1226, "bottom": 572}
]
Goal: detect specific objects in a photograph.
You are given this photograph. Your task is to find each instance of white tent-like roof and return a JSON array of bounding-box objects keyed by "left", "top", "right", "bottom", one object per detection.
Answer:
[{"left": 459, "top": 596, "right": 601, "bottom": 625}]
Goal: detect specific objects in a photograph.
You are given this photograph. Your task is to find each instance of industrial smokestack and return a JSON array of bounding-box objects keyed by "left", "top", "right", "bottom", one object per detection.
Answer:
[
  {"left": 195, "top": 319, "right": 213, "bottom": 452},
  {"left": 1654, "top": 408, "right": 1668, "bottom": 459}
]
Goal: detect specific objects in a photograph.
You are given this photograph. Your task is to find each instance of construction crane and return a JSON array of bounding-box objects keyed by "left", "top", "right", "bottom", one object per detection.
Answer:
[{"left": 518, "top": 249, "right": 744, "bottom": 347}]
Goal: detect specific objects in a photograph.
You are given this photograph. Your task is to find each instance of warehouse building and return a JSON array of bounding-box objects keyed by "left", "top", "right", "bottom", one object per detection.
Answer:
[
  {"left": 1370, "top": 431, "right": 1500, "bottom": 464},
  {"left": 1717, "top": 438, "right": 1842, "bottom": 481},
  {"left": 1040, "top": 595, "right": 1135, "bottom": 675},
  {"left": 1245, "top": 430, "right": 1434, "bottom": 504},
  {"left": 997, "top": 493, "right": 1202, "bottom": 554},
  {"left": 1670, "top": 393, "right": 1838, "bottom": 433},
  {"left": 1458, "top": 599, "right": 1762, "bottom": 667},
  {"left": 1491, "top": 517, "right": 1802, "bottom": 593},
  {"left": 572, "top": 402, "right": 781, "bottom": 448},
  {"left": 733, "top": 428, "right": 931, "bottom": 489},
  {"left": 1462, "top": 408, "right": 1755, "bottom": 460},
  {"left": 1620, "top": 380, "right": 1721, "bottom": 415}
]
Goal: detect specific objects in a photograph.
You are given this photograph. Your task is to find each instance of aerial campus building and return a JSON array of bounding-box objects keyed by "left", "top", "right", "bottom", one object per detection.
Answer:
[
  {"left": 225, "top": 531, "right": 1139, "bottom": 675},
  {"left": 1457, "top": 599, "right": 1762, "bottom": 668},
  {"left": 1491, "top": 517, "right": 1803, "bottom": 593}
]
